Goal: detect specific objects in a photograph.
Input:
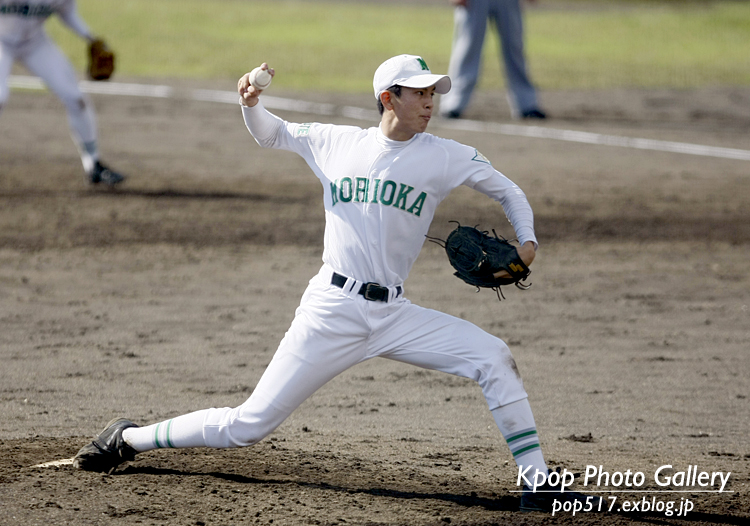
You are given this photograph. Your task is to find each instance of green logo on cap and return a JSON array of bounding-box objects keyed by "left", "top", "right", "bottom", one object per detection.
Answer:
[{"left": 416, "top": 57, "right": 429, "bottom": 71}]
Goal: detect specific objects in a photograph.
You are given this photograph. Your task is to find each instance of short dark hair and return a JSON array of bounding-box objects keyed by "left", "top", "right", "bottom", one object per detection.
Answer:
[{"left": 377, "top": 84, "right": 402, "bottom": 115}]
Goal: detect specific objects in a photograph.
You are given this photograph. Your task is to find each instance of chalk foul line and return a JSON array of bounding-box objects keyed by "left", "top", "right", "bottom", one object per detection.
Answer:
[
  {"left": 32, "top": 458, "right": 75, "bottom": 468},
  {"left": 10, "top": 75, "right": 750, "bottom": 162}
]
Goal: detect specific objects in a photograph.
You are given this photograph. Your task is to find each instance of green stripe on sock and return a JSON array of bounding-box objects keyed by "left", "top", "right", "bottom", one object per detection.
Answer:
[
  {"left": 165, "top": 419, "right": 175, "bottom": 448},
  {"left": 154, "top": 422, "right": 163, "bottom": 449},
  {"left": 512, "top": 443, "right": 541, "bottom": 458},
  {"left": 506, "top": 429, "right": 537, "bottom": 443}
]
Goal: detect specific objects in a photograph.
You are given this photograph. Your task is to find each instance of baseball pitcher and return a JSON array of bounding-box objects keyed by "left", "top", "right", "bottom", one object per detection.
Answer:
[{"left": 74, "top": 55, "right": 598, "bottom": 513}]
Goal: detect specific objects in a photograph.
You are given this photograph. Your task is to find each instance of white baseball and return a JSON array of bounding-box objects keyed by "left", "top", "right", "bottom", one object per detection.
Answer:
[{"left": 250, "top": 66, "right": 272, "bottom": 90}]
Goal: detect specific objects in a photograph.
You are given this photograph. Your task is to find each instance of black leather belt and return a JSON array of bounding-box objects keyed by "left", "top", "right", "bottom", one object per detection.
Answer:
[{"left": 331, "top": 272, "right": 401, "bottom": 302}]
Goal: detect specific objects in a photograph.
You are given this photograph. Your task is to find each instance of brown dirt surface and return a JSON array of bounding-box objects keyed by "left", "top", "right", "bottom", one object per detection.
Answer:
[{"left": 1, "top": 78, "right": 749, "bottom": 526}]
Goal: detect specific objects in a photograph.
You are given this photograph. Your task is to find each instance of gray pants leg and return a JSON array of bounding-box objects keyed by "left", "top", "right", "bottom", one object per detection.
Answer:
[
  {"left": 440, "top": 0, "right": 539, "bottom": 118},
  {"left": 490, "top": 0, "right": 539, "bottom": 116},
  {"left": 440, "top": 0, "right": 489, "bottom": 116}
]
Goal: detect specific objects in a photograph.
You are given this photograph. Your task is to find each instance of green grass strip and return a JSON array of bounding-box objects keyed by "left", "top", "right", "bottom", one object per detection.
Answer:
[{"left": 44, "top": 0, "right": 750, "bottom": 91}]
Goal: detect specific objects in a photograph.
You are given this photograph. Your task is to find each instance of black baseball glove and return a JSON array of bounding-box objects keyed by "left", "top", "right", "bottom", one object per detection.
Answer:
[{"left": 430, "top": 223, "right": 531, "bottom": 299}]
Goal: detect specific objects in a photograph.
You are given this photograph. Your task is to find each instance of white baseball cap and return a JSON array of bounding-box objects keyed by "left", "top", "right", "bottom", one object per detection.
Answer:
[{"left": 373, "top": 54, "right": 451, "bottom": 101}]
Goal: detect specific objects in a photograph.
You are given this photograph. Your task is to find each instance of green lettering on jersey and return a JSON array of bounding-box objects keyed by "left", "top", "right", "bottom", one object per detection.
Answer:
[
  {"left": 0, "top": 4, "right": 54, "bottom": 16},
  {"left": 379, "top": 180, "right": 397, "bottom": 206},
  {"left": 370, "top": 178, "right": 381, "bottom": 204},
  {"left": 339, "top": 177, "right": 353, "bottom": 202},
  {"left": 354, "top": 177, "right": 369, "bottom": 202},
  {"left": 295, "top": 123, "right": 312, "bottom": 137},
  {"left": 329, "top": 178, "right": 428, "bottom": 217},
  {"left": 394, "top": 183, "right": 414, "bottom": 210},
  {"left": 330, "top": 181, "right": 339, "bottom": 207},
  {"left": 406, "top": 191, "right": 427, "bottom": 217}
]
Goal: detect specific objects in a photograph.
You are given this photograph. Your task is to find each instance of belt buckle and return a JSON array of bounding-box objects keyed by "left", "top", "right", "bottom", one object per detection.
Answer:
[{"left": 362, "top": 282, "right": 385, "bottom": 302}]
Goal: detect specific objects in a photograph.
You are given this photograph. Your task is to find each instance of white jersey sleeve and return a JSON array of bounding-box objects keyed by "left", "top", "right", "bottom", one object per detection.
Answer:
[
  {"left": 241, "top": 100, "right": 286, "bottom": 148},
  {"left": 57, "top": 0, "right": 92, "bottom": 40},
  {"left": 440, "top": 138, "right": 538, "bottom": 249},
  {"left": 241, "top": 99, "right": 363, "bottom": 181}
]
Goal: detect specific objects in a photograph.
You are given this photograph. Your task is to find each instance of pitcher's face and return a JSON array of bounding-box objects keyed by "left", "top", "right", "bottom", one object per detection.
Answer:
[{"left": 390, "top": 85, "right": 436, "bottom": 137}]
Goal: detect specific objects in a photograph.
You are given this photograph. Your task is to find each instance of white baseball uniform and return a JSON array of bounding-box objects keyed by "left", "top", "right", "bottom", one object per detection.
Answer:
[
  {"left": 0, "top": 0, "right": 100, "bottom": 172},
  {"left": 196, "top": 100, "right": 538, "bottom": 449},
  {"left": 74, "top": 57, "right": 547, "bottom": 483}
]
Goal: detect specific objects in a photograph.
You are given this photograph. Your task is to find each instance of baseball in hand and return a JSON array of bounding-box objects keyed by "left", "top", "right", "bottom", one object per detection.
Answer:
[{"left": 249, "top": 66, "right": 272, "bottom": 90}]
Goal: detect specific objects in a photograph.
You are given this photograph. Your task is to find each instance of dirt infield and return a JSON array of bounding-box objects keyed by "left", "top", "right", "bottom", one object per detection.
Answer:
[{"left": 1, "top": 80, "right": 749, "bottom": 525}]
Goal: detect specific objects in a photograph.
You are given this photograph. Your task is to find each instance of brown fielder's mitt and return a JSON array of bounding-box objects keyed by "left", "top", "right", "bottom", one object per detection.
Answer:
[
  {"left": 430, "top": 222, "right": 531, "bottom": 299},
  {"left": 88, "top": 39, "right": 115, "bottom": 81}
]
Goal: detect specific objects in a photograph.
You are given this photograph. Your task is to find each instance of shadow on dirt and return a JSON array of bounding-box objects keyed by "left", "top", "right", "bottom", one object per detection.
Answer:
[{"left": 115, "top": 464, "right": 522, "bottom": 513}]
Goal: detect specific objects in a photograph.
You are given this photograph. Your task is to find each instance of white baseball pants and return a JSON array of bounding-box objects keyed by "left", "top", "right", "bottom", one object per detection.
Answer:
[
  {"left": 202, "top": 264, "right": 528, "bottom": 449},
  {"left": 1, "top": 35, "right": 98, "bottom": 166}
]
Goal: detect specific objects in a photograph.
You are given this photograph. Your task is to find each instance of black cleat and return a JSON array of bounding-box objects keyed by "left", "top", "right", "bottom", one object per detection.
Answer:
[
  {"left": 520, "top": 109, "right": 547, "bottom": 120},
  {"left": 88, "top": 161, "right": 126, "bottom": 186},
  {"left": 73, "top": 418, "right": 139, "bottom": 473}
]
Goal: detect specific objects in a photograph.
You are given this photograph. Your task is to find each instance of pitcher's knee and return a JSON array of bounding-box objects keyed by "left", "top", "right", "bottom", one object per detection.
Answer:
[
  {"left": 206, "top": 418, "right": 279, "bottom": 448},
  {"left": 476, "top": 340, "right": 527, "bottom": 407},
  {"left": 496, "top": 341, "right": 522, "bottom": 380},
  {"left": 470, "top": 336, "right": 521, "bottom": 377},
  {"left": 61, "top": 96, "right": 87, "bottom": 115},
  {"left": 203, "top": 404, "right": 287, "bottom": 448},
  {"left": 226, "top": 426, "right": 271, "bottom": 448}
]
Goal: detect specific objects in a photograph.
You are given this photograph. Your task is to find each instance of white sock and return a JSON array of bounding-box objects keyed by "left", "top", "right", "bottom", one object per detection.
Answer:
[
  {"left": 78, "top": 141, "right": 98, "bottom": 174},
  {"left": 123, "top": 409, "right": 210, "bottom": 452},
  {"left": 491, "top": 398, "right": 548, "bottom": 483},
  {"left": 66, "top": 97, "right": 99, "bottom": 173}
]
